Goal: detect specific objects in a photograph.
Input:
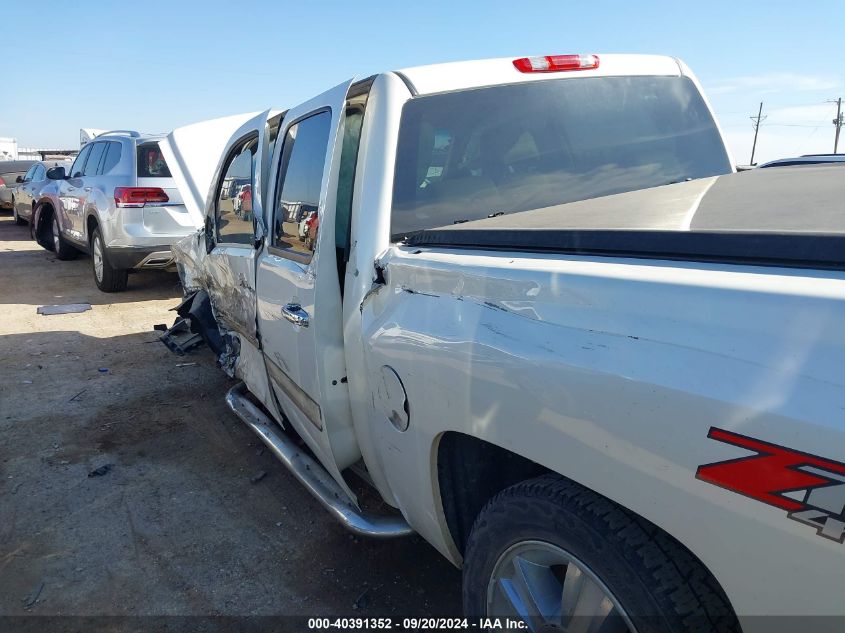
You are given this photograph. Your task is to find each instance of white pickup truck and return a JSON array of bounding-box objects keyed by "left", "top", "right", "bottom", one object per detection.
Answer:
[{"left": 161, "top": 53, "right": 845, "bottom": 632}]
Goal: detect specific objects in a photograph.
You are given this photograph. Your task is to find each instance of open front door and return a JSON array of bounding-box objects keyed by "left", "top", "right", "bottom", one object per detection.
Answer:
[
  {"left": 161, "top": 111, "right": 273, "bottom": 341},
  {"left": 159, "top": 112, "right": 259, "bottom": 229},
  {"left": 256, "top": 80, "right": 357, "bottom": 496}
]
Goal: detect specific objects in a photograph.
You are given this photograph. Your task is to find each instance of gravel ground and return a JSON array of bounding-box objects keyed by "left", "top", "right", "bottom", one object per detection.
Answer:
[{"left": 0, "top": 213, "right": 461, "bottom": 624}]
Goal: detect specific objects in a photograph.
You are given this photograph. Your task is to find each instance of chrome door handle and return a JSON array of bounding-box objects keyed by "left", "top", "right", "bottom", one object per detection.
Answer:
[
  {"left": 84, "top": 187, "right": 92, "bottom": 192},
  {"left": 281, "top": 302, "right": 309, "bottom": 327}
]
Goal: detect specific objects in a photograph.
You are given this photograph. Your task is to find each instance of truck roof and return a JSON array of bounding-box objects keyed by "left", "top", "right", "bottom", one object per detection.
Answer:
[
  {"left": 395, "top": 54, "right": 685, "bottom": 95},
  {"left": 406, "top": 166, "right": 845, "bottom": 270}
]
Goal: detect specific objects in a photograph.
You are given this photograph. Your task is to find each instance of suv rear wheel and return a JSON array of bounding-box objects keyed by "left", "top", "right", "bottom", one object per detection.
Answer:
[
  {"left": 91, "top": 226, "right": 128, "bottom": 292},
  {"left": 463, "top": 475, "right": 740, "bottom": 633}
]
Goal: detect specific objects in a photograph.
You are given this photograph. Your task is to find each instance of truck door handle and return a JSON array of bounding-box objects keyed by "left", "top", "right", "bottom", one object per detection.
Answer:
[{"left": 282, "top": 303, "right": 309, "bottom": 327}]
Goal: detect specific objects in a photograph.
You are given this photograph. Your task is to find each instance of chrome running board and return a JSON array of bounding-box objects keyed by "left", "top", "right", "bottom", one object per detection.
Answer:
[{"left": 225, "top": 382, "right": 413, "bottom": 539}]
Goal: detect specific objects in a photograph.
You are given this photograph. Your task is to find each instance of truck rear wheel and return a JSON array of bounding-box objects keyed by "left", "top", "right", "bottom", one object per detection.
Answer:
[
  {"left": 91, "top": 227, "right": 128, "bottom": 292},
  {"left": 462, "top": 474, "right": 739, "bottom": 633}
]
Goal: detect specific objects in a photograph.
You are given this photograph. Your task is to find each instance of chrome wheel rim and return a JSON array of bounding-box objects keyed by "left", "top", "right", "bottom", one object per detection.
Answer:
[
  {"left": 486, "top": 540, "right": 637, "bottom": 633},
  {"left": 53, "top": 216, "right": 61, "bottom": 251},
  {"left": 93, "top": 235, "right": 104, "bottom": 282}
]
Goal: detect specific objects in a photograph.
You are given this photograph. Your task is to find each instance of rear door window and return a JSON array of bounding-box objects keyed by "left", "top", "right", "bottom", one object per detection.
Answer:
[
  {"left": 101, "top": 142, "right": 122, "bottom": 175},
  {"left": 271, "top": 111, "right": 332, "bottom": 262},
  {"left": 137, "top": 143, "right": 172, "bottom": 177},
  {"left": 83, "top": 142, "right": 107, "bottom": 176}
]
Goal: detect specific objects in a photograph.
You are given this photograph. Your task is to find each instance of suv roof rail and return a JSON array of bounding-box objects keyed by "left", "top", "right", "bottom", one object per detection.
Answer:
[{"left": 98, "top": 130, "right": 141, "bottom": 138}]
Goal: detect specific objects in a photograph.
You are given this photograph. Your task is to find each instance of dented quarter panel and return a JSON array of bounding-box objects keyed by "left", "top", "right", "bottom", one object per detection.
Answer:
[{"left": 360, "top": 246, "right": 845, "bottom": 619}]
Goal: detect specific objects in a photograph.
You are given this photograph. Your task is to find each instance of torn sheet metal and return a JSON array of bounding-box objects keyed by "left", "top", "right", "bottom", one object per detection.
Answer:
[
  {"left": 37, "top": 303, "right": 92, "bottom": 316},
  {"left": 202, "top": 249, "right": 258, "bottom": 344},
  {"left": 171, "top": 229, "right": 258, "bottom": 343},
  {"left": 172, "top": 230, "right": 208, "bottom": 293}
]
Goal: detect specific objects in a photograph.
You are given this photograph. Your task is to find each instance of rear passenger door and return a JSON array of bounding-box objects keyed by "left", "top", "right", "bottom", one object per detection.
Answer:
[
  {"left": 256, "top": 80, "right": 353, "bottom": 488},
  {"left": 76, "top": 141, "right": 109, "bottom": 239},
  {"left": 15, "top": 165, "right": 37, "bottom": 217},
  {"left": 57, "top": 143, "right": 93, "bottom": 242},
  {"left": 19, "top": 164, "right": 45, "bottom": 219}
]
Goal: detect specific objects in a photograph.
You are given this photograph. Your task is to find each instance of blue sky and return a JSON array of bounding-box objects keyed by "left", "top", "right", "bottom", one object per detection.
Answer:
[{"left": 2, "top": 0, "right": 842, "bottom": 164}]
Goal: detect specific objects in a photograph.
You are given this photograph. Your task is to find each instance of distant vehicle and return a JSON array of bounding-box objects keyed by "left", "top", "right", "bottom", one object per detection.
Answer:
[
  {"left": 0, "top": 160, "right": 36, "bottom": 210},
  {"left": 758, "top": 153, "right": 845, "bottom": 168},
  {"left": 237, "top": 183, "right": 252, "bottom": 220},
  {"left": 297, "top": 210, "right": 313, "bottom": 241},
  {"left": 232, "top": 184, "right": 247, "bottom": 214},
  {"left": 11, "top": 160, "right": 71, "bottom": 225},
  {"left": 31, "top": 130, "right": 217, "bottom": 292},
  {"left": 298, "top": 210, "right": 319, "bottom": 249}
]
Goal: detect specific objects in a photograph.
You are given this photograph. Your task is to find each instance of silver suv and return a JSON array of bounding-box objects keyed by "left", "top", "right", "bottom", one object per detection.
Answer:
[{"left": 34, "top": 131, "right": 200, "bottom": 292}]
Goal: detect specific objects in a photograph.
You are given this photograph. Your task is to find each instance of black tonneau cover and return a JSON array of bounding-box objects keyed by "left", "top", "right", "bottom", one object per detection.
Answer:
[{"left": 405, "top": 165, "right": 845, "bottom": 269}]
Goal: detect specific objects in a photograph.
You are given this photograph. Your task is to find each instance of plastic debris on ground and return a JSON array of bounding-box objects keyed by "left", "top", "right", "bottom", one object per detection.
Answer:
[{"left": 37, "top": 303, "right": 92, "bottom": 316}]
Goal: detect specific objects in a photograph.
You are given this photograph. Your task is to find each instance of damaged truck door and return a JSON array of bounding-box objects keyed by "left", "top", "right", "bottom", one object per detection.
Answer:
[
  {"left": 162, "top": 112, "right": 276, "bottom": 347},
  {"left": 256, "top": 81, "right": 361, "bottom": 494}
]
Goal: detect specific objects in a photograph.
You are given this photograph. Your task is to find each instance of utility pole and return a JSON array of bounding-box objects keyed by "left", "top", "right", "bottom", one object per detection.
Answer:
[
  {"left": 830, "top": 98, "right": 843, "bottom": 154},
  {"left": 749, "top": 102, "right": 766, "bottom": 165}
]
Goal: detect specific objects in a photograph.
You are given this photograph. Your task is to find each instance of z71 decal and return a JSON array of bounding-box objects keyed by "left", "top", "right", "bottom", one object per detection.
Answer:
[{"left": 697, "top": 427, "right": 845, "bottom": 543}]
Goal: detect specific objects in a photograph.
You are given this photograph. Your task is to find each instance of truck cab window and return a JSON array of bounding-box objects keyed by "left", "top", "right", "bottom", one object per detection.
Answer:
[
  {"left": 391, "top": 76, "right": 732, "bottom": 239},
  {"left": 271, "top": 111, "right": 331, "bottom": 262},
  {"left": 216, "top": 136, "right": 258, "bottom": 245}
]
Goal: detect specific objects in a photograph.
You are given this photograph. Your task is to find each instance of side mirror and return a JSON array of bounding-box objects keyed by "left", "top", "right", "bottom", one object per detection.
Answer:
[
  {"left": 15, "top": 175, "right": 24, "bottom": 183},
  {"left": 46, "top": 166, "right": 67, "bottom": 180}
]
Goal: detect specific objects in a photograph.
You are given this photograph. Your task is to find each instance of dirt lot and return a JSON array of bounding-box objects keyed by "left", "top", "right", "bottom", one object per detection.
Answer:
[{"left": 0, "top": 214, "right": 461, "bottom": 623}]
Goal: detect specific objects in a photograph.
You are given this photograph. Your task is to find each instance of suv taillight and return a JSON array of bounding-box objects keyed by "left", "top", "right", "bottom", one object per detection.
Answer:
[{"left": 114, "top": 187, "right": 169, "bottom": 208}]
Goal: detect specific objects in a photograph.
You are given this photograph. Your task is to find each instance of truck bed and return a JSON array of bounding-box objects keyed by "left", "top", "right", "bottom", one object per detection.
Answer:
[{"left": 406, "top": 166, "right": 845, "bottom": 269}]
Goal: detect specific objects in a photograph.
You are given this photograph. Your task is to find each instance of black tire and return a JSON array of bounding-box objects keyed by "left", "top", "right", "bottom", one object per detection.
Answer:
[
  {"left": 13, "top": 202, "right": 26, "bottom": 225},
  {"left": 463, "top": 474, "right": 740, "bottom": 633},
  {"left": 90, "top": 226, "right": 128, "bottom": 292},
  {"left": 51, "top": 211, "right": 79, "bottom": 260}
]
